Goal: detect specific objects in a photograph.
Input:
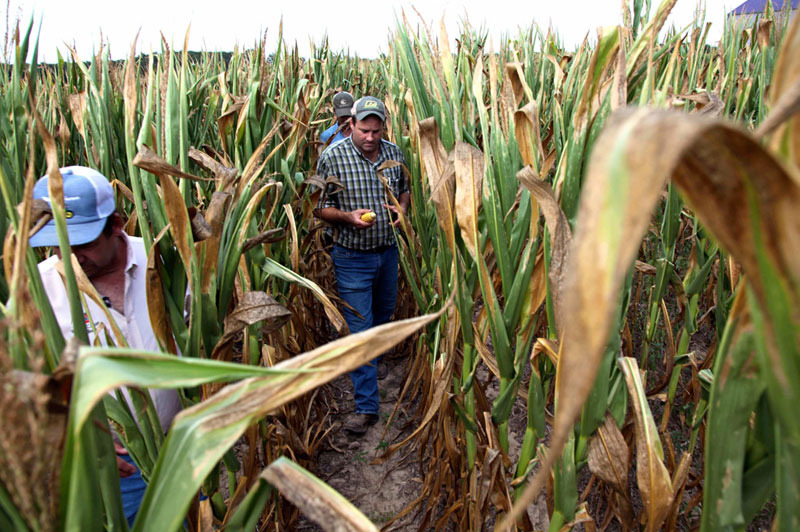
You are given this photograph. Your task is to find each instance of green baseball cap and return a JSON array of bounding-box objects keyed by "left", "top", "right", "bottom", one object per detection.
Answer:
[{"left": 352, "top": 96, "right": 386, "bottom": 122}]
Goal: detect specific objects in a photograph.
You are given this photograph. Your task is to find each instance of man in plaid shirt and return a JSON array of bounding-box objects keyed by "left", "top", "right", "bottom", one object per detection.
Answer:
[{"left": 316, "top": 96, "right": 410, "bottom": 435}]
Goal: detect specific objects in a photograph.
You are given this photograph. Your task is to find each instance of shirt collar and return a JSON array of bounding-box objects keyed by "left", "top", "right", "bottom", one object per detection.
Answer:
[
  {"left": 347, "top": 137, "right": 386, "bottom": 165},
  {"left": 122, "top": 233, "right": 138, "bottom": 275}
]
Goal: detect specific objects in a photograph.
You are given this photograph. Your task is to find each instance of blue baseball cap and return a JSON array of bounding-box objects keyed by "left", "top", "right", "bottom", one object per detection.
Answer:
[{"left": 29, "top": 166, "right": 116, "bottom": 247}]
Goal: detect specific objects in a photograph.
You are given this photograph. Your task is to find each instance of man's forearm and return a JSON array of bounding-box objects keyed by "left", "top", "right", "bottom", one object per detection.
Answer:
[
  {"left": 315, "top": 206, "right": 350, "bottom": 225},
  {"left": 316, "top": 206, "right": 374, "bottom": 229},
  {"left": 398, "top": 192, "right": 410, "bottom": 214}
]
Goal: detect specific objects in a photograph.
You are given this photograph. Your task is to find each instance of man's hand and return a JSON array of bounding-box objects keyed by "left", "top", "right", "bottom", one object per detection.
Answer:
[
  {"left": 383, "top": 204, "right": 406, "bottom": 228},
  {"left": 115, "top": 441, "right": 137, "bottom": 478},
  {"left": 349, "top": 208, "right": 376, "bottom": 229}
]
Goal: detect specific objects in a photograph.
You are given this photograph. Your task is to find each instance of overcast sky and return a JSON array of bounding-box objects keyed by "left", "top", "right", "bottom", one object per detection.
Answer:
[{"left": 9, "top": 0, "right": 737, "bottom": 63}]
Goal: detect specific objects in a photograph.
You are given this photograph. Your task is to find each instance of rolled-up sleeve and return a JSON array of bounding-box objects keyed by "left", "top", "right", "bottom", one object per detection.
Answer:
[
  {"left": 398, "top": 153, "right": 409, "bottom": 196},
  {"left": 316, "top": 156, "right": 339, "bottom": 209}
]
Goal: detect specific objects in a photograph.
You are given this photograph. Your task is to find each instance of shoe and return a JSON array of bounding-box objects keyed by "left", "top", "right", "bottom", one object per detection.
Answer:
[
  {"left": 376, "top": 360, "right": 388, "bottom": 380},
  {"left": 343, "top": 413, "right": 379, "bottom": 435}
]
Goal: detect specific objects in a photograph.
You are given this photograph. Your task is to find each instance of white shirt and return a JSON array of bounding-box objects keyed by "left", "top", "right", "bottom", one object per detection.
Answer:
[{"left": 38, "top": 234, "right": 182, "bottom": 431}]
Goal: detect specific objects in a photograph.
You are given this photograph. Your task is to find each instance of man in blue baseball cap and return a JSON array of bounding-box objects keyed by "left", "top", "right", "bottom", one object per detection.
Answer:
[
  {"left": 319, "top": 91, "right": 355, "bottom": 153},
  {"left": 30, "top": 166, "right": 182, "bottom": 527},
  {"left": 30, "top": 165, "right": 116, "bottom": 247}
]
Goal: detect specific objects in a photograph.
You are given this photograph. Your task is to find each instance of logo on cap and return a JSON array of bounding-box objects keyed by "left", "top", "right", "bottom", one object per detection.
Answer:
[
  {"left": 65, "top": 210, "right": 74, "bottom": 219},
  {"left": 364, "top": 100, "right": 379, "bottom": 108}
]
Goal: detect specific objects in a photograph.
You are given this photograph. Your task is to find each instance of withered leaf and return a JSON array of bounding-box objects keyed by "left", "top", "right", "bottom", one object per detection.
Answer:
[
  {"left": 517, "top": 166, "right": 572, "bottom": 332},
  {"left": 418, "top": 117, "right": 456, "bottom": 253},
  {"left": 587, "top": 414, "right": 630, "bottom": 495},
  {"left": 210, "top": 292, "right": 291, "bottom": 360},
  {"left": 187, "top": 207, "right": 212, "bottom": 242},
  {"left": 242, "top": 228, "right": 286, "bottom": 254},
  {"left": 132, "top": 145, "right": 214, "bottom": 182},
  {"left": 453, "top": 142, "right": 484, "bottom": 261}
]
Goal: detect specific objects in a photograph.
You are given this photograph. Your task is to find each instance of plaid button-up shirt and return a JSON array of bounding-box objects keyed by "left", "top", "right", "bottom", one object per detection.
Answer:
[{"left": 317, "top": 137, "right": 408, "bottom": 250}]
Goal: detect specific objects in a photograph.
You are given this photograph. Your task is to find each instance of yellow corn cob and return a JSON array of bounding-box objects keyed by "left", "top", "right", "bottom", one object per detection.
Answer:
[{"left": 361, "top": 212, "right": 376, "bottom": 222}]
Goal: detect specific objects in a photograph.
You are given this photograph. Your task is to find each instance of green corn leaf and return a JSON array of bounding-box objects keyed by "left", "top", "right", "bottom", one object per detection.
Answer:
[{"left": 701, "top": 290, "right": 765, "bottom": 531}]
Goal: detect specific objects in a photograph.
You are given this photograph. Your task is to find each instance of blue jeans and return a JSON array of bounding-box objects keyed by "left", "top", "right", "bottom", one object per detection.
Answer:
[
  {"left": 119, "top": 453, "right": 145, "bottom": 527},
  {"left": 331, "top": 244, "right": 399, "bottom": 414},
  {"left": 118, "top": 453, "right": 204, "bottom": 528}
]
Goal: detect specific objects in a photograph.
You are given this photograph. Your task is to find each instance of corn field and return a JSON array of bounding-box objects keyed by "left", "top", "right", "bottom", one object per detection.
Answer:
[{"left": 1, "top": 0, "right": 799, "bottom": 529}]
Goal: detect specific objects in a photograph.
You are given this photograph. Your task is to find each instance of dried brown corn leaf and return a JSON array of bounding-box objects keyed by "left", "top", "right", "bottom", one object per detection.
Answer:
[
  {"left": 418, "top": 117, "right": 456, "bottom": 254},
  {"left": 587, "top": 414, "right": 630, "bottom": 495},
  {"left": 620, "top": 357, "right": 673, "bottom": 532},
  {"left": 454, "top": 142, "right": 484, "bottom": 261}
]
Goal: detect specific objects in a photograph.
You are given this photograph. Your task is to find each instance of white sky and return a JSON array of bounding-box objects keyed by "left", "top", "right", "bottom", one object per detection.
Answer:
[{"left": 9, "top": 1, "right": 736, "bottom": 63}]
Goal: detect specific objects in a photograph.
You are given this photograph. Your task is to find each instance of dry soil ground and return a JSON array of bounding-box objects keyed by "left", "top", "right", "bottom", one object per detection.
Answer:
[
  {"left": 296, "top": 352, "right": 426, "bottom": 530},
  {"left": 296, "top": 352, "right": 550, "bottom": 532}
]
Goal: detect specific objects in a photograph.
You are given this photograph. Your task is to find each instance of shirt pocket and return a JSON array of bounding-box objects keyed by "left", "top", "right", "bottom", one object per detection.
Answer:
[{"left": 385, "top": 165, "right": 403, "bottom": 195}]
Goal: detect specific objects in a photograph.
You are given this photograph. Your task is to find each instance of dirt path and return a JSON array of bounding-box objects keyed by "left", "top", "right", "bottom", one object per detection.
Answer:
[
  {"left": 293, "top": 351, "right": 550, "bottom": 531},
  {"left": 297, "top": 352, "right": 424, "bottom": 530}
]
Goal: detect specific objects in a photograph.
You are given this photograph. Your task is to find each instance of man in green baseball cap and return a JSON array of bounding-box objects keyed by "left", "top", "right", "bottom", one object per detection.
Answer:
[{"left": 315, "top": 96, "right": 410, "bottom": 435}]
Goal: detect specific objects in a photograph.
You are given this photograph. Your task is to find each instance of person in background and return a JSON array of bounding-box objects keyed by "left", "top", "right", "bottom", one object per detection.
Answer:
[
  {"left": 315, "top": 96, "right": 410, "bottom": 435},
  {"left": 29, "top": 166, "right": 182, "bottom": 527},
  {"left": 319, "top": 91, "right": 355, "bottom": 152}
]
